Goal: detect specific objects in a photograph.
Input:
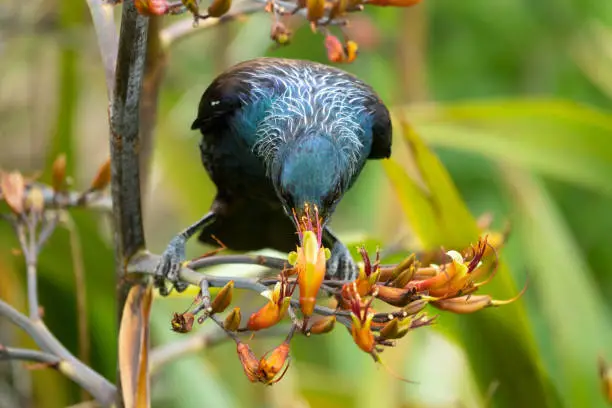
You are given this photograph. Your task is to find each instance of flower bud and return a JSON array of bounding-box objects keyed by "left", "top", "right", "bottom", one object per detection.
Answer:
[
  {"left": 90, "top": 158, "right": 111, "bottom": 192},
  {"left": 351, "top": 312, "right": 375, "bottom": 353},
  {"left": 1, "top": 171, "right": 25, "bottom": 215},
  {"left": 236, "top": 342, "right": 261, "bottom": 383},
  {"left": 211, "top": 280, "right": 234, "bottom": 314},
  {"left": 51, "top": 154, "right": 67, "bottom": 192},
  {"left": 306, "top": 0, "right": 325, "bottom": 22},
  {"left": 296, "top": 230, "right": 327, "bottom": 317},
  {"left": 403, "top": 298, "right": 429, "bottom": 315},
  {"left": 259, "top": 342, "right": 291, "bottom": 384},
  {"left": 224, "top": 307, "right": 241, "bottom": 331},
  {"left": 379, "top": 317, "right": 411, "bottom": 340},
  {"left": 375, "top": 285, "right": 415, "bottom": 307},
  {"left": 308, "top": 315, "right": 336, "bottom": 335},
  {"left": 25, "top": 187, "right": 45, "bottom": 215},
  {"left": 207, "top": 0, "right": 232, "bottom": 18}
]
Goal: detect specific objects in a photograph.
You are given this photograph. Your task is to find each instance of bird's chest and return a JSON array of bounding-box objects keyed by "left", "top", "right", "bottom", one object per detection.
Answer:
[{"left": 199, "top": 131, "right": 277, "bottom": 203}]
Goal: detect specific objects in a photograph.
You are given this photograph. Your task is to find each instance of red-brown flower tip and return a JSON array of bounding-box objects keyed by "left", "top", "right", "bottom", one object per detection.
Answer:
[
  {"left": 171, "top": 312, "right": 195, "bottom": 333},
  {"left": 237, "top": 342, "right": 261, "bottom": 383},
  {"left": 259, "top": 342, "right": 291, "bottom": 385},
  {"left": 246, "top": 276, "right": 295, "bottom": 331}
]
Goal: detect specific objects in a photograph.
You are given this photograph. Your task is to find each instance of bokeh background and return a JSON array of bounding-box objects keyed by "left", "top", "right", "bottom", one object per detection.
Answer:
[{"left": 1, "top": 0, "right": 612, "bottom": 407}]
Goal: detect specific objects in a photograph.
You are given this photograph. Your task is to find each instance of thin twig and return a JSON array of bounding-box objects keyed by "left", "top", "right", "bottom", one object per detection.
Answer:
[
  {"left": 0, "top": 299, "right": 115, "bottom": 404},
  {"left": 0, "top": 346, "right": 59, "bottom": 365}
]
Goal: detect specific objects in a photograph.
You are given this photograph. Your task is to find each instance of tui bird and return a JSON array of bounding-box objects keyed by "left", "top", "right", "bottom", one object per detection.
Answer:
[{"left": 155, "top": 57, "right": 392, "bottom": 292}]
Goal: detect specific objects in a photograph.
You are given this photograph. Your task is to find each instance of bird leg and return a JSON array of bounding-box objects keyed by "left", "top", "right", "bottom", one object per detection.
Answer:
[
  {"left": 154, "top": 211, "right": 217, "bottom": 295},
  {"left": 322, "top": 227, "right": 358, "bottom": 281}
]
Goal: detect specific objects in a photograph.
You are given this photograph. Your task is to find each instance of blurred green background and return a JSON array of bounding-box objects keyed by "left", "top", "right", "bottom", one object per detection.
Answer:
[{"left": 1, "top": 0, "right": 612, "bottom": 407}]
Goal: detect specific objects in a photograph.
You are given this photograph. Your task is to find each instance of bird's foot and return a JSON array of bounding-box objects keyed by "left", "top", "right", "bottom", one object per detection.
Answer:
[
  {"left": 154, "top": 235, "right": 189, "bottom": 295},
  {"left": 325, "top": 241, "right": 358, "bottom": 281}
]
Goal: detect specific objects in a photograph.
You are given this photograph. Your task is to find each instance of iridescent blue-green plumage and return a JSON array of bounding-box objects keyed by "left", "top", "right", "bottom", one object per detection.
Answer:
[{"left": 160, "top": 57, "right": 391, "bottom": 283}]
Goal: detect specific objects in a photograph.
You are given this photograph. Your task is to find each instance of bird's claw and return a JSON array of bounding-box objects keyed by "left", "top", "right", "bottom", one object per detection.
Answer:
[
  {"left": 154, "top": 235, "right": 189, "bottom": 295},
  {"left": 326, "top": 241, "right": 358, "bottom": 281}
]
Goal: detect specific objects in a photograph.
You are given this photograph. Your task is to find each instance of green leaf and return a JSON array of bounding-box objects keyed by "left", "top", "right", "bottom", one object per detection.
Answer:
[
  {"left": 404, "top": 99, "right": 612, "bottom": 194},
  {"left": 502, "top": 168, "right": 612, "bottom": 407}
]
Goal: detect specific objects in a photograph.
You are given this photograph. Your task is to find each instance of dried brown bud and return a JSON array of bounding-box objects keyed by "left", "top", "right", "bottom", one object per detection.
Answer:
[
  {"left": 171, "top": 312, "right": 195, "bottom": 333},
  {"left": 211, "top": 280, "right": 234, "bottom": 314},
  {"left": 90, "top": 158, "right": 111, "bottom": 192},
  {"left": 0, "top": 171, "right": 25, "bottom": 215},
  {"left": 224, "top": 307, "right": 241, "bottom": 331},
  {"left": 308, "top": 315, "right": 336, "bottom": 335},
  {"left": 270, "top": 22, "right": 292, "bottom": 46},
  {"left": 236, "top": 342, "right": 261, "bottom": 383},
  {"left": 51, "top": 154, "right": 67, "bottom": 192}
]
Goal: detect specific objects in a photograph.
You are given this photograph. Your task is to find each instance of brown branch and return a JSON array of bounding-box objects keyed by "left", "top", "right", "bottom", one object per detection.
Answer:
[{"left": 108, "top": 2, "right": 150, "bottom": 406}]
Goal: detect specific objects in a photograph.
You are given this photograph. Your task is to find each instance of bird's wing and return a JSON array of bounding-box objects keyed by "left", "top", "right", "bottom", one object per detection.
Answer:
[{"left": 365, "top": 97, "right": 393, "bottom": 159}]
